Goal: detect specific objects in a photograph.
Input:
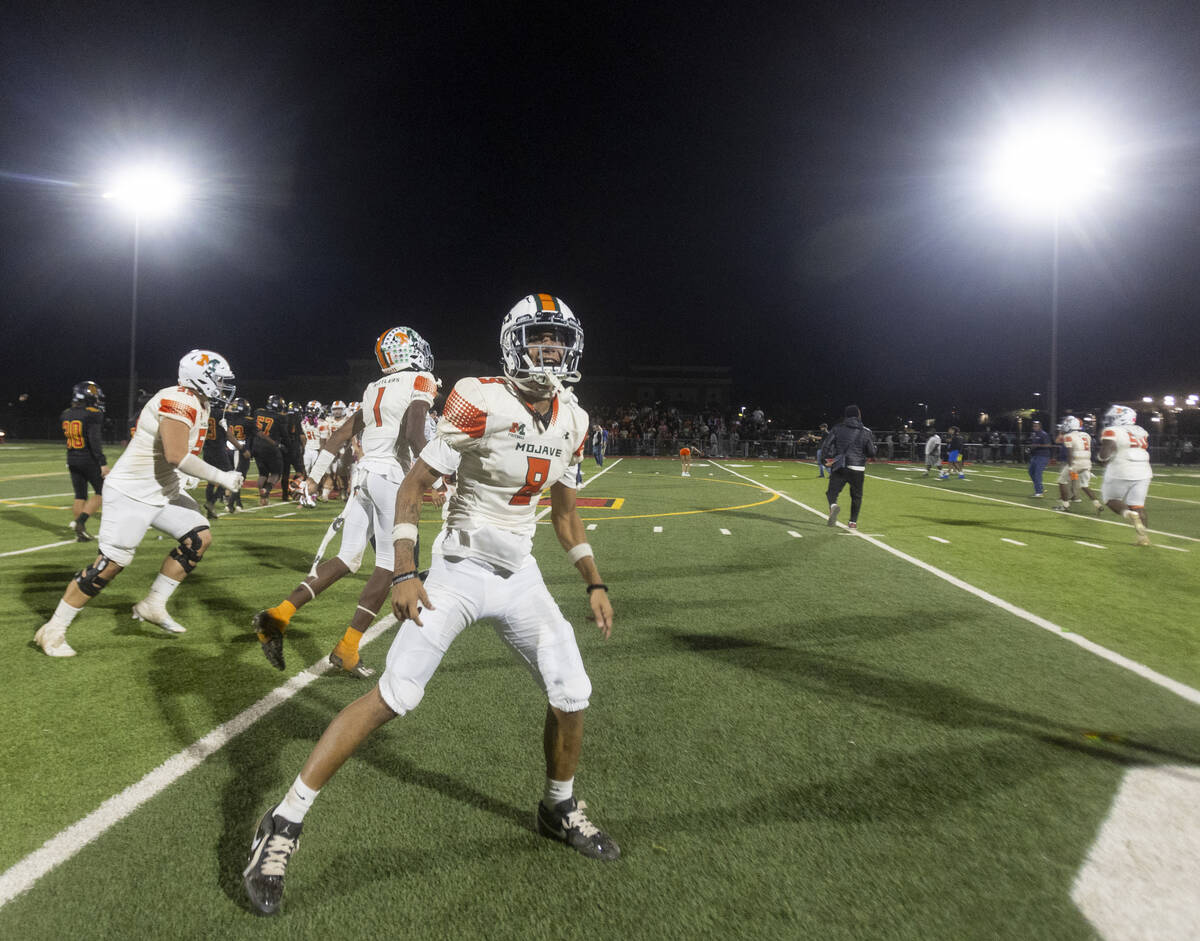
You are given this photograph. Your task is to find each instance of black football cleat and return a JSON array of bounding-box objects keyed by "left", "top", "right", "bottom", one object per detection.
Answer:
[
  {"left": 252, "top": 611, "right": 287, "bottom": 671},
  {"left": 536, "top": 797, "right": 620, "bottom": 861},
  {"left": 243, "top": 808, "right": 302, "bottom": 916}
]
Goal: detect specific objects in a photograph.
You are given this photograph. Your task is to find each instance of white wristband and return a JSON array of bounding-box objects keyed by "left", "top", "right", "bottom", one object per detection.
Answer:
[
  {"left": 391, "top": 522, "right": 419, "bottom": 544},
  {"left": 566, "top": 543, "right": 594, "bottom": 565},
  {"left": 310, "top": 449, "right": 335, "bottom": 481}
]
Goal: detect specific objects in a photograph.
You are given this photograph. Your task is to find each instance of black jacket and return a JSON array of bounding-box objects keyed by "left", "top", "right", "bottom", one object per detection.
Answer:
[{"left": 824, "top": 418, "right": 877, "bottom": 469}]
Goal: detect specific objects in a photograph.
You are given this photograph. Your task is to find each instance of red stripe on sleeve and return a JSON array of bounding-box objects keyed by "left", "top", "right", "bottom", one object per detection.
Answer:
[
  {"left": 443, "top": 389, "right": 486, "bottom": 439},
  {"left": 159, "top": 400, "right": 198, "bottom": 424}
]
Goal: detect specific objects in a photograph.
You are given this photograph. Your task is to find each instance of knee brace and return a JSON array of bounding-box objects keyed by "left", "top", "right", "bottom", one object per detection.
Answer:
[
  {"left": 74, "top": 556, "right": 115, "bottom": 597},
  {"left": 169, "top": 526, "right": 210, "bottom": 573}
]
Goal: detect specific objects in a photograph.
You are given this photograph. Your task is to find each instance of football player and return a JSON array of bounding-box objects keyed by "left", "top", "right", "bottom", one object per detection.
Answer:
[
  {"left": 1097, "top": 405, "right": 1154, "bottom": 545},
  {"left": 1053, "top": 417, "right": 1102, "bottom": 514},
  {"left": 35, "top": 351, "right": 244, "bottom": 657},
  {"left": 252, "top": 394, "right": 288, "bottom": 506},
  {"left": 252, "top": 327, "right": 437, "bottom": 677},
  {"left": 61, "top": 381, "right": 108, "bottom": 541},
  {"left": 202, "top": 405, "right": 242, "bottom": 519},
  {"left": 224, "top": 398, "right": 254, "bottom": 512},
  {"left": 243, "top": 295, "right": 618, "bottom": 918},
  {"left": 283, "top": 401, "right": 308, "bottom": 501}
]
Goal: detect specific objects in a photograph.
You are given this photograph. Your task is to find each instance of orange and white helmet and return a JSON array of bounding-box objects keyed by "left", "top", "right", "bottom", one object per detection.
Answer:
[
  {"left": 375, "top": 326, "right": 434, "bottom": 374},
  {"left": 330, "top": 400, "right": 347, "bottom": 419},
  {"left": 348, "top": 400, "right": 361, "bottom": 413}
]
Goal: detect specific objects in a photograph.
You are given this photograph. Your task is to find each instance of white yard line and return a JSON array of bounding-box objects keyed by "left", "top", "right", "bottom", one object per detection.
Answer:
[
  {"left": 1075, "top": 541, "right": 1107, "bottom": 550},
  {"left": 0, "top": 491, "right": 73, "bottom": 501},
  {"left": 0, "top": 615, "right": 398, "bottom": 908},
  {"left": 877, "top": 474, "right": 1200, "bottom": 544},
  {"left": 1001, "top": 538, "right": 1026, "bottom": 546},
  {"left": 0, "top": 540, "right": 76, "bottom": 558},
  {"left": 928, "top": 536, "right": 950, "bottom": 544},
  {"left": 709, "top": 461, "right": 1200, "bottom": 709}
]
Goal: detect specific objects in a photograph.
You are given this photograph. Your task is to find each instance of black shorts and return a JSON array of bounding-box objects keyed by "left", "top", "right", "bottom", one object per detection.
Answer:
[
  {"left": 286, "top": 446, "right": 306, "bottom": 477},
  {"left": 253, "top": 444, "right": 284, "bottom": 478},
  {"left": 68, "top": 461, "right": 104, "bottom": 500},
  {"left": 203, "top": 442, "right": 234, "bottom": 472}
]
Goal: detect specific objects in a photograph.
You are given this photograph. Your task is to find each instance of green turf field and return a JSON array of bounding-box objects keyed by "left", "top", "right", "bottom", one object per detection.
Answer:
[{"left": 2, "top": 444, "right": 1198, "bottom": 940}]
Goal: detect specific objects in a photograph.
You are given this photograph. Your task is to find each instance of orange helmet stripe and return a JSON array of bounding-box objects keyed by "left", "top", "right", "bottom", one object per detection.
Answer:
[{"left": 537, "top": 293, "right": 558, "bottom": 312}]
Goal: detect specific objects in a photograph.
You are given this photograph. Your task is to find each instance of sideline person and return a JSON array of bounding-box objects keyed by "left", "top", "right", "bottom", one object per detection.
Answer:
[{"left": 824, "top": 405, "right": 877, "bottom": 531}]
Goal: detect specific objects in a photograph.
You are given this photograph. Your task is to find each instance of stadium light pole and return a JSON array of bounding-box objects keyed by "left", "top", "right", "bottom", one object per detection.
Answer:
[
  {"left": 102, "top": 165, "right": 187, "bottom": 422},
  {"left": 984, "top": 108, "right": 1110, "bottom": 432}
]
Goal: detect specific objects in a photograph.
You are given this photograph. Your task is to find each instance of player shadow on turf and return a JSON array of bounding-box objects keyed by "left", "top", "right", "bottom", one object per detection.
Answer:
[
  {"left": 4, "top": 507, "right": 74, "bottom": 537},
  {"left": 235, "top": 542, "right": 318, "bottom": 572},
  {"left": 141, "top": 636, "right": 530, "bottom": 911},
  {"left": 670, "top": 630, "right": 1200, "bottom": 770}
]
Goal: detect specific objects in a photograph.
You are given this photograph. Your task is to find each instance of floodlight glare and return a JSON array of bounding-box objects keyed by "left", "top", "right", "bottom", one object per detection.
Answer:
[
  {"left": 103, "top": 164, "right": 186, "bottom": 219},
  {"left": 985, "top": 111, "right": 1110, "bottom": 218}
]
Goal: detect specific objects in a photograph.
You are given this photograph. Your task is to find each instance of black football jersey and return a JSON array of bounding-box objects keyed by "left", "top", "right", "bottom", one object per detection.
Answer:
[
  {"left": 228, "top": 415, "right": 256, "bottom": 451},
  {"left": 61, "top": 405, "right": 106, "bottom": 464},
  {"left": 252, "top": 408, "right": 286, "bottom": 449}
]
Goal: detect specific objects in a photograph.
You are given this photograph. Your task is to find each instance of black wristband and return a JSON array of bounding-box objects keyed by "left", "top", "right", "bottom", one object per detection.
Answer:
[
  {"left": 391, "top": 570, "right": 419, "bottom": 586},
  {"left": 586, "top": 583, "right": 608, "bottom": 594}
]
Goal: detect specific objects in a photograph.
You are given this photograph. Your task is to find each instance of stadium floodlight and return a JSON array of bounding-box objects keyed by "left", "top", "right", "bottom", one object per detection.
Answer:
[
  {"left": 984, "top": 112, "right": 1110, "bottom": 218},
  {"left": 102, "top": 164, "right": 187, "bottom": 220},
  {"left": 984, "top": 105, "right": 1113, "bottom": 438},
  {"left": 1142, "top": 396, "right": 1154, "bottom": 403},
  {"left": 1163, "top": 395, "right": 1175, "bottom": 407},
  {"left": 102, "top": 163, "right": 189, "bottom": 420}
]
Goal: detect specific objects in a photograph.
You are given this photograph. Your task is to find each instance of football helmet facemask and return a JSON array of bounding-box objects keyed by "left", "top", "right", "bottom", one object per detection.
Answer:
[
  {"left": 178, "top": 350, "right": 236, "bottom": 405},
  {"left": 306, "top": 400, "right": 324, "bottom": 419},
  {"left": 330, "top": 400, "right": 347, "bottom": 419},
  {"left": 1104, "top": 405, "right": 1137, "bottom": 427},
  {"left": 1061, "top": 416, "right": 1081, "bottom": 433},
  {"left": 71, "top": 381, "right": 105, "bottom": 410},
  {"left": 226, "top": 397, "right": 250, "bottom": 417},
  {"left": 375, "top": 326, "right": 434, "bottom": 374},
  {"left": 348, "top": 401, "right": 361, "bottom": 413},
  {"left": 500, "top": 294, "right": 583, "bottom": 394},
  {"left": 265, "top": 394, "right": 284, "bottom": 411}
]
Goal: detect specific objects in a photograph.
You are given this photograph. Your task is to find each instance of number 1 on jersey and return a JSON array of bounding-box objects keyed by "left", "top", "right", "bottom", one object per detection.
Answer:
[
  {"left": 510, "top": 457, "right": 551, "bottom": 506},
  {"left": 373, "top": 387, "right": 385, "bottom": 425}
]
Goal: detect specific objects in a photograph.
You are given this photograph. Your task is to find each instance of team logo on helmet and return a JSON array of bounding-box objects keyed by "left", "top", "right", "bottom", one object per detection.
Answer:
[
  {"left": 71, "top": 381, "right": 106, "bottom": 410},
  {"left": 1103, "top": 404, "right": 1137, "bottom": 427},
  {"left": 178, "top": 350, "right": 236, "bottom": 405},
  {"left": 375, "top": 326, "right": 434, "bottom": 374}
]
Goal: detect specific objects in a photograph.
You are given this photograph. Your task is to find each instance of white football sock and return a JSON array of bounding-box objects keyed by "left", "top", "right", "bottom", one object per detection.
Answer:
[
  {"left": 145, "top": 573, "right": 182, "bottom": 606},
  {"left": 277, "top": 775, "right": 320, "bottom": 823},
  {"left": 543, "top": 776, "right": 574, "bottom": 809},
  {"left": 52, "top": 599, "right": 83, "bottom": 627}
]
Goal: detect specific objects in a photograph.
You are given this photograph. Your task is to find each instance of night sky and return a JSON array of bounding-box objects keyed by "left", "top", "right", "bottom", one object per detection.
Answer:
[{"left": 3, "top": 1, "right": 1200, "bottom": 428}]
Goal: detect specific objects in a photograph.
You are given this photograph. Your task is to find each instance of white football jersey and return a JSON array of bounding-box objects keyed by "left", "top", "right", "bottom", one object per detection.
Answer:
[
  {"left": 302, "top": 416, "right": 329, "bottom": 450},
  {"left": 358, "top": 370, "right": 438, "bottom": 482},
  {"left": 1101, "top": 424, "right": 1153, "bottom": 480},
  {"left": 1061, "top": 430, "right": 1093, "bottom": 470},
  {"left": 422, "top": 377, "right": 588, "bottom": 542},
  {"left": 105, "top": 386, "right": 210, "bottom": 505}
]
